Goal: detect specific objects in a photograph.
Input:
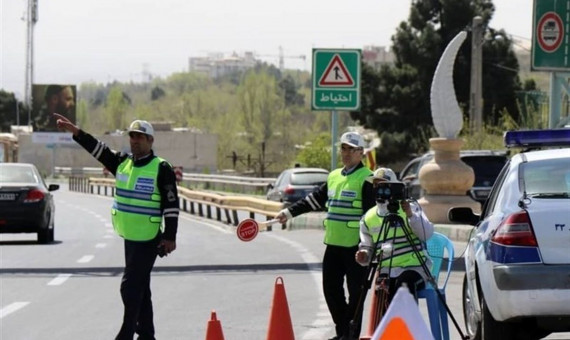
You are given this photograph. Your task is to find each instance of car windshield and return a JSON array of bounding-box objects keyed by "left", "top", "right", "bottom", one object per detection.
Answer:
[
  {"left": 290, "top": 172, "right": 328, "bottom": 186},
  {"left": 462, "top": 156, "right": 507, "bottom": 187},
  {"left": 0, "top": 165, "right": 39, "bottom": 184},
  {"left": 523, "top": 158, "right": 570, "bottom": 197}
]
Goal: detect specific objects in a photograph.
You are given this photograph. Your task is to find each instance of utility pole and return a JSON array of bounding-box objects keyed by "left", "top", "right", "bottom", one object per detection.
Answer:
[
  {"left": 469, "top": 16, "right": 483, "bottom": 133},
  {"left": 278, "top": 46, "right": 284, "bottom": 73},
  {"left": 24, "top": 0, "right": 38, "bottom": 127}
]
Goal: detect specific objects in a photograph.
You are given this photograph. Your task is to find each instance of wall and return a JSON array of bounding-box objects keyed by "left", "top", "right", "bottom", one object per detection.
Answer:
[{"left": 17, "top": 131, "right": 218, "bottom": 176}]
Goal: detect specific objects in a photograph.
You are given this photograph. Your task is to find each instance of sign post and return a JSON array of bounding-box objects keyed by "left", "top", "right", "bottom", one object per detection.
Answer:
[{"left": 312, "top": 49, "right": 361, "bottom": 170}]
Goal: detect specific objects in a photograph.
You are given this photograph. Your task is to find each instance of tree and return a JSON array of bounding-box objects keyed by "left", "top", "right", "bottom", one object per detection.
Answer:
[
  {"left": 236, "top": 69, "right": 289, "bottom": 176},
  {"left": 279, "top": 75, "right": 304, "bottom": 106},
  {"left": 105, "top": 87, "right": 130, "bottom": 132},
  {"left": 351, "top": 0, "right": 521, "bottom": 162},
  {"left": 150, "top": 86, "right": 165, "bottom": 101},
  {"left": 296, "top": 133, "right": 337, "bottom": 169},
  {"left": 0, "top": 90, "right": 25, "bottom": 132}
]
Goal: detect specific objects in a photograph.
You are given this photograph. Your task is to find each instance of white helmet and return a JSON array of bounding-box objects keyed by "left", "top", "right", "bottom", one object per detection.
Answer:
[{"left": 366, "top": 167, "right": 398, "bottom": 183}]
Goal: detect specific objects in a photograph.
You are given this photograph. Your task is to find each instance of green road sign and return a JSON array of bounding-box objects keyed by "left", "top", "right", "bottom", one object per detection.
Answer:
[
  {"left": 532, "top": 0, "right": 570, "bottom": 71},
  {"left": 312, "top": 49, "right": 361, "bottom": 110}
]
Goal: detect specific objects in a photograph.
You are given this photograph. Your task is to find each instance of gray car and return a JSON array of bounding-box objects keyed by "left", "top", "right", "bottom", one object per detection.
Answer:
[
  {"left": 398, "top": 150, "right": 509, "bottom": 204},
  {"left": 266, "top": 167, "right": 329, "bottom": 207}
]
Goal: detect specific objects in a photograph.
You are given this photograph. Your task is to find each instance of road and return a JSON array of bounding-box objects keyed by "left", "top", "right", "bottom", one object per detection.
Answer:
[{"left": 1, "top": 186, "right": 569, "bottom": 339}]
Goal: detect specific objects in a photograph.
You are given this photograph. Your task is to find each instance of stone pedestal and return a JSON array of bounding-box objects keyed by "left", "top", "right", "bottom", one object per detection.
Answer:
[{"left": 418, "top": 138, "right": 480, "bottom": 223}]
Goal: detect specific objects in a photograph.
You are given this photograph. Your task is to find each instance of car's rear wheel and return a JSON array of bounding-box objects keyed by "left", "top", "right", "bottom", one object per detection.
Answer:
[
  {"left": 38, "top": 227, "right": 51, "bottom": 244},
  {"left": 462, "top": 274, "right": 482, "bottom": 340},
  {"left": 481, "top": 297, "right": 514, "bottom": 340},
  {"left": 37, "top": 215, "right": 54, "bottom": 244}
]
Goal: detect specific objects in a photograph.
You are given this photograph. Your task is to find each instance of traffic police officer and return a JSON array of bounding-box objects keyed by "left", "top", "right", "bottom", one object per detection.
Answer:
[
  {"left": 54, "top": 114, "right": 179, "bottom": 340},
  {"left": 355, "top": 168, "right": 433, "bottom": 309},
  {"left": 276, "top": 131, "right": 375, "bottom": 340}
]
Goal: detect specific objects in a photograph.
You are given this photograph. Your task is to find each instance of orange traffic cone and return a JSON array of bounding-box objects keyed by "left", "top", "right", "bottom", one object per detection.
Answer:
[
  {"left": 266, "top": 276, "right": 295, "bottom": 340},
  {"left": 205, "top": 310, "right": 225, "bottom": 340}
]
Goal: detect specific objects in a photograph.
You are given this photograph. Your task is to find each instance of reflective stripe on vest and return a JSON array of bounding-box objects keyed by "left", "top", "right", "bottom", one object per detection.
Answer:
[
  {"left": 323, "top": 166, "right": 372, "bottom": 247},
  {"left": 363, "top": 207, "right": 426, "bottom": 268},
  {"left": 112, "top": 157, "right": 164, "bottom": 241}
]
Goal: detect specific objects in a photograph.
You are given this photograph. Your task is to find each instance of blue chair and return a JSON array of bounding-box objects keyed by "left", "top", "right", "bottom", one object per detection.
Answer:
[{"left": 417, "top": 232, "right": 454, "bottom": 340}]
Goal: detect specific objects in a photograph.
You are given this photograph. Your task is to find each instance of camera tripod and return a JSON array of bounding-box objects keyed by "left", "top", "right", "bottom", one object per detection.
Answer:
[{"left": 349, "top": 203, "right": 468, "bottom": 340}]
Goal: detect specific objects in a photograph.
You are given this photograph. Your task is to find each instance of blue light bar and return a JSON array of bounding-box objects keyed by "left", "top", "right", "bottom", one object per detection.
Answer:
[{"left": 504, "top": 129, "right": 570, "bottom": 148}]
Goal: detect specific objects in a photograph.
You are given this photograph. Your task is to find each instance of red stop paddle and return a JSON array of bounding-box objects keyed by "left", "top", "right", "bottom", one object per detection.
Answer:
[{"left": 236, "top": 218, "right": 279, "bottom": 241}]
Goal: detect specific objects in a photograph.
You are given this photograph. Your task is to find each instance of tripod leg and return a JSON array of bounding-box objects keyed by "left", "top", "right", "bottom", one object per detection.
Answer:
[
  {"left": 395, "top": 214, "right": 468, "bottom": 340},
  {"left": 371, "top": 274, "right": 390, "bottom": 331}
]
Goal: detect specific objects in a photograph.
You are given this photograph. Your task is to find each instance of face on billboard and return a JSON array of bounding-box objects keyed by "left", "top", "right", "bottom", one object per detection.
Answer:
[{"left": 32, "top": 84, "right": 77, "bottom": 132}]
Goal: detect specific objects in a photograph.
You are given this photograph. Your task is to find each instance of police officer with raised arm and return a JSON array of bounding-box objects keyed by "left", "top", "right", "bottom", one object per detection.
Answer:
[
  {"left": 276, "top": 131, "right": 375, "bottom": 340},
  {"left": 54, "top": 113, "right": 179, "bottom": 340}
]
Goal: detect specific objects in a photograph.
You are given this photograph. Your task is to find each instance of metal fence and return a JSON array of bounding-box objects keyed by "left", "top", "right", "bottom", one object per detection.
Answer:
[
  {"left": 56, "top": 167, "right": 276, "bottom": 195},
  {"left": 69, "top": 176, "right": 284, "bottom": 230}
]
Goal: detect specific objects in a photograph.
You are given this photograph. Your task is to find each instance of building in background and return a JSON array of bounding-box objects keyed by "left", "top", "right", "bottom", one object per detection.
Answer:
[
  {"left": 362, "top": 45, "right": 395, "bottom": 69},
  {"left": 189, "top": 52, "right": 256, "bottom": 78}
]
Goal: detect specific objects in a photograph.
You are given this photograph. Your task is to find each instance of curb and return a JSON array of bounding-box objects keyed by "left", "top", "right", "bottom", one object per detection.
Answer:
[{"left": 287, "top": 212, "right": 474, "bottom": 243}]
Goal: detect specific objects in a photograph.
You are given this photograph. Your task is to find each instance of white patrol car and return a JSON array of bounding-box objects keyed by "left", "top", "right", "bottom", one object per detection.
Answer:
[{"left": 449, "top": 129, "right": 570, "bottom": 340}]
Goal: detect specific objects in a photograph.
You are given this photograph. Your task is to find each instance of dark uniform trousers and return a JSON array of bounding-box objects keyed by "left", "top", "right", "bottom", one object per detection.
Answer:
[
  {"left": 322, "top": 244, "right": 367, "bottom": 338},
  {"left": 115, "top": 234, "right": 160, "bottom": 340}
]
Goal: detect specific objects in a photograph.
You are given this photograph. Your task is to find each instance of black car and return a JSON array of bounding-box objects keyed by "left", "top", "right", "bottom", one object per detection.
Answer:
[
  {"left": 0, "top": 163, "right": 59, "bottom": 243},
  {"left": 266, "top": 167, "right": 329, "bottom": 207},
  {"left": 399, "top": 150, "right": 509, "bottom": 204}
]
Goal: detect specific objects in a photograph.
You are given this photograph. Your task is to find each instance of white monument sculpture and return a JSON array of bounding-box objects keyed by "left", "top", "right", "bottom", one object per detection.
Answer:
[{"left": 418, "top": 31, "right": 480, "bottom": 223}]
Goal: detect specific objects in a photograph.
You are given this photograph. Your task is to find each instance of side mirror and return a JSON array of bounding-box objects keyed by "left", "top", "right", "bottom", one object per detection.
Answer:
[
  {"left": 48, "top": 184, "right": 60, "bottom": 192},
  {"left": 448, "top": 207, "right": 479, "bottom": 226}
]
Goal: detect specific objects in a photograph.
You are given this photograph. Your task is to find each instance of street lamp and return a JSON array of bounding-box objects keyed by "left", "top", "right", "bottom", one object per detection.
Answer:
[{"left": 469, "top": 16, "right": 483, "bottom": 133}]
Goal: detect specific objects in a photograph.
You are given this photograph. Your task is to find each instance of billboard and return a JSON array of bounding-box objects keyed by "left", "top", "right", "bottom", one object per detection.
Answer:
[{"left": 32, "top": 84, "right": 77, "bottom": 132}]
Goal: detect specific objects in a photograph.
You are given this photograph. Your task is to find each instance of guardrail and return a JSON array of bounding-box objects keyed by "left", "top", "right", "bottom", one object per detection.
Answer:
[
  {"left": 69, "top": 177, "right": 285, "bottom": 230},
  {"left": 56, "top": 167, "right": 276, "bottom": 195}
]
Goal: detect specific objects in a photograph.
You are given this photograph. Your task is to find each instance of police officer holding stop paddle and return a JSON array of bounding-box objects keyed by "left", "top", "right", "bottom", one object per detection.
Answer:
[{"left": 276, "top": 131, "right": 375, "bottom": 340}]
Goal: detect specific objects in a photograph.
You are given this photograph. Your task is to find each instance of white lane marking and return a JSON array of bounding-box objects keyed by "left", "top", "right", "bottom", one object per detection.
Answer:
[
  {"left": 105, "top": 223, "right": 113, "bottom": 229},
  {"left": 95, "top": 243, "right": 107, "bottom": 248},
  {"left": 48, "top": 274, "right": 72, "bottom": 286},
  {"left": 180, "top": 213, "right": 332, "bottom": 337},
  {"left": 103, "top": 234, "right": 114, "bottom": 239},
  {"left": 77, "top": 255, "right": 94, "bottom": 263},
  {"left": 180, "top": 215, "right": 232, "bottom": 234},
  {"left": 264, "top": 233, "right": 333, "bottom": 340},
  {"left": 0, "top": 302, "right": 30, "bottom": 319}
]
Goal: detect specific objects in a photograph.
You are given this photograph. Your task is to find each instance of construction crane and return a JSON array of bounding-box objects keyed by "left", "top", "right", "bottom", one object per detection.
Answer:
[{"left": 256, "top": 46, "right": 306, "bottom": 73}]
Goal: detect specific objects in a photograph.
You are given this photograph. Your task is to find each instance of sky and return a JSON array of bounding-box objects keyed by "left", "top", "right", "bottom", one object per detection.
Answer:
[{"left": 1, "top": 0, "right": 533, "bottom": 99}]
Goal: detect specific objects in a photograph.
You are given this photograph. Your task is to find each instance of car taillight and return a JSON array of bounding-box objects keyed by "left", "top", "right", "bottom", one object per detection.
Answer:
[
  {"left": 283, "top": 185, "right": 295, "bottom": 194},
  {"left": 492, "top": 211, "right": 538, "bottom": 246},
  {"left": 24, "top": 189, "right": 45, "bottom": 203}
]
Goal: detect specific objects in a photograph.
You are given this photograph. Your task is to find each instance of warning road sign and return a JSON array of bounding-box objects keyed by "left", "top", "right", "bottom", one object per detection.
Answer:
[
  {"left": 312, "top": 49, "right": 361, "bottom": 111},
  {"left": 318, "top": 54, "right": 354, "bottom": 86}
]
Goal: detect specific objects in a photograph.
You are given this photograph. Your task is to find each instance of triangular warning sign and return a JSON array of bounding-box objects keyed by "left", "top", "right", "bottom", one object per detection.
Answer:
[
  {"left": 318, "top": 54, "right": 354, "bottom": 86},
  {"left": 371, "top": 286, "right": 433, "bottom": 340},
  {"left": 379, "top": 318, "right": 414, "bottom": 340}
]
